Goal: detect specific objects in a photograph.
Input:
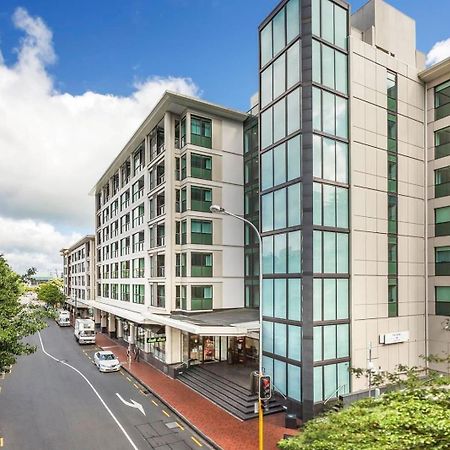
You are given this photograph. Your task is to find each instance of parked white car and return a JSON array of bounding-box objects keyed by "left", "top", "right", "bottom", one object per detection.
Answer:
[{"left": 93, "top": 351, "right": 121, "bottom": 373}]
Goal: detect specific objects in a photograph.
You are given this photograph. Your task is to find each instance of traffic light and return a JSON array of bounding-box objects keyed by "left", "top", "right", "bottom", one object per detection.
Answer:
[{"left": 259, "top": 375, "right": 272, "bottom": 400}]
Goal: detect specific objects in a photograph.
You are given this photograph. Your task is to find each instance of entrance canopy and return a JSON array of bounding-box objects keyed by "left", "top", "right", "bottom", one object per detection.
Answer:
[
  {"left": 88, "top": 300, "right": 260, "bottom": 337},
  {"left": 65, "top": 298, "right": 90, "bottom": 309}
]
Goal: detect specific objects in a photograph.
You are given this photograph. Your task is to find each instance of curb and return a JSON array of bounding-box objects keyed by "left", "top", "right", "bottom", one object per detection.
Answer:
[{"left": 120, "top": 364, "right": 223, "bottom": 450}]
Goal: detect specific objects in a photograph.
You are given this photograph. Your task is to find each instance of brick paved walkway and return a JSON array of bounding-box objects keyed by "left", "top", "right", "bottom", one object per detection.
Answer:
[{"left": 96, "top": 333, "right": 298, "bottom": 450}]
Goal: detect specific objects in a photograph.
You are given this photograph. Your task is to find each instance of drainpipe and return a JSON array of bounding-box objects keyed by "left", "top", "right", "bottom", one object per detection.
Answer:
[{"left": 424, "top": 83, "right": 429, "bottom": 368}]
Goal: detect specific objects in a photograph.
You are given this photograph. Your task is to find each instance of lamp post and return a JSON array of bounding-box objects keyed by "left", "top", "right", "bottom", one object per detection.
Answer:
[{"left": 210, "top": 205, "right": 265, "bottom": 450}]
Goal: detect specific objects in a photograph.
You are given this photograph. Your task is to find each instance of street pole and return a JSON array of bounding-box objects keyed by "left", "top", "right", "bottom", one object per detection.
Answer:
[{"left": 210, "top": 205, "right": 264, "bottom": 450}]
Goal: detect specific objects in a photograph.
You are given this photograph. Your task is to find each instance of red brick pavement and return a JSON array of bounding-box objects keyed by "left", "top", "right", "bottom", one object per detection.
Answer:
[{"left": 96, "top": 333, "right": 298, "bottom": 450}]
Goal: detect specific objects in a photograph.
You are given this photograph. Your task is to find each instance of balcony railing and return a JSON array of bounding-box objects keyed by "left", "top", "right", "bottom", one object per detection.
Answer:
[
  {"left": 157, "top": 204, "right": 166, "bottom": 216},
  {"left": 121, "top": 269, "right": 130, "bottom": 278},
  {"left": 134, "top": 242, "right": 144, "bottom": 252},
  {"left": 191, "top": 266, "right": 213, "bottom": 277},
  {"left": 133, "top": 216, "right": 144, "bottom": 227},
  {"left": 157, "top": 266, "right": 165, "bottom": 277},
  {"left": 133, "top": 268, "right": 145, "bottom": 278},
  {"left": 157, "top": 236, "right": 165, "bottom": 246}
]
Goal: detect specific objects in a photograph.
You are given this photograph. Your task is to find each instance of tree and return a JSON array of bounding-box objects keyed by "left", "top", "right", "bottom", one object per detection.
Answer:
[
  {"left": 0, "top": 255, "right": 48, "bottom": 371},
  {"left": 278, "top": 359, "right": 450, "bottom": 450},
  {"left": 37, "top": 279, "right": 65, "bottom": 307},
  {"left": 21, "top": 266, "right": 37, "bottom": 284}
]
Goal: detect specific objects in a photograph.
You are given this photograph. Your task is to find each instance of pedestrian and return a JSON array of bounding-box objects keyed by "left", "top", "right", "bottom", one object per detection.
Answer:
[
  {"left": 134, "top": 346, "right": 140, "bottom": 362},
  {"left": 126, "top": 346, "right": 131, "bottom": 360}
]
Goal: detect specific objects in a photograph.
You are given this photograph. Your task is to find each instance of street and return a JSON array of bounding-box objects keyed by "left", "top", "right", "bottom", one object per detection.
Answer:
[{"left": 0, "top": 320, "right": 211, "bottom": 450}]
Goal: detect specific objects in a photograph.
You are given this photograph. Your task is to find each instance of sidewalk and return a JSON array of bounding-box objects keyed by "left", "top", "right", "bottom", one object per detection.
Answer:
[{"left": 96, "top": 333, "right": 297, "bottom": 450}]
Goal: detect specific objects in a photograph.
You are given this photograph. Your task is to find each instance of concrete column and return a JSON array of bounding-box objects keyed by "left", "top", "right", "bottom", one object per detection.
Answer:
[
  {"left": 100, "top": 312, "right": 107, "bottom": 333},
  {"left": 116, "top": 319, "right": 123, "bottom": 339},
  {"left": 169, "top": 327, "right": 181, "bottom": 364},
  {"left": 164, "top": 325, "right": 170, "bottom": 364},
  {"left": 128, "top": 322, "right": 135, "bottom": 344},
  {"left": 144, "top": 328, "right": 151, "bottom": 354},
  {"left": 108, "top": 313, "right": 116, "bottom": 338},
  {"left": 94, "top": 308, "right": 101, "bottom": 330}
]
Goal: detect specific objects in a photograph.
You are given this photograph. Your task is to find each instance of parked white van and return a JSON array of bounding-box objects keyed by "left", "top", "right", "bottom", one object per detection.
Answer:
[
  {"left": 56, "top": 310, "right": 71, "bottom": 327},
  {"left": 74, "top": 318, "right": 96, "bottom": 345}
]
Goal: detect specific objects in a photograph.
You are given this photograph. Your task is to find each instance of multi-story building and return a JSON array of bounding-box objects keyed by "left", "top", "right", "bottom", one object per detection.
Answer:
[
  {"left": 89, "top": 91, "right": 257, "bottom": 371},
  {"left": 258, "top": 0, "right": 450, "bottom": 421},
  {"left": 61, "top": 235, "right": 96, "bottom": 320}
]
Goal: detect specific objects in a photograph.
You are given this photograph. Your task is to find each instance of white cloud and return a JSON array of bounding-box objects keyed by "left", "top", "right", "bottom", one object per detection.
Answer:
[
  {"left": 0, "top": 8, "right": 200, "bottom": 275},
  {"left": 0, "top": 217, "right": 81, "bottom": 276},
  {"left": 426, "top": 37, "right": 450, "bottom": 67}
]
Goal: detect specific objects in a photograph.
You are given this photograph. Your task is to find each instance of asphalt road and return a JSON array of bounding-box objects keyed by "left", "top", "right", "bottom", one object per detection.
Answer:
[{"left": 0, "top": 320, "right": 211, "bottom": 450}]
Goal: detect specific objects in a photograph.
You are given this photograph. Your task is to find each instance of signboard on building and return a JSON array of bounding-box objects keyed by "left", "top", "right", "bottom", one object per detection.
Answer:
[
  {"left": 379, "top": 331, "right": 409, "bottom": 345},
  {"left": 147, "top": 336, "right": 166, "bottom": 344}
]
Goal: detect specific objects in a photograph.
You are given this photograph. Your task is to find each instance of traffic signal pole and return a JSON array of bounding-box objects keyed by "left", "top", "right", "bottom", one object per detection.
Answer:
[{"left": 259, "top": 394, "right": 264, "bottom": 450}]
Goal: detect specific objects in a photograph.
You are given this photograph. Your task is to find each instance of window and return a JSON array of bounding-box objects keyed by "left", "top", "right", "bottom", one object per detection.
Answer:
[
  {"left": 132, "top": 177, "right": 144, "bottom": 202},
  {"left": 387, "top": 113, "right": 397, "bottom": 152},
  {"left": 120, "top": 190, "right": 130, "bottom": 210},
  {"left": 191, "top": 286, "right": 213, "bottom": 310},
  {"left": 121, "top": 161, "right": 131, "bottom": 187},
  {"left": 133, "top": 142, "right": 145, "bottom": 174},
  {"left": 191, "top": 253, "right": 212, "bottom": 277},
  {"left": 262, "top": 184, "right": 301, "bottom": 232},
  {"left": 436, "top": 246, "right": 450, "bottom": 276},
  {"left": 132, "top": 285, "right": 144, "bottom": 304},
  {"left": 388, "top": 154, "right": 397, "bottom": 193},
  {"left": 387, "top": 71, "right": 397, "bottom": 112},
  {"left": 313, "top": 135, "right": 348, "bottom": 183},
  {"left": 435, "top": 166, "right": 450, "bottom": 198},
  {"left": 313, "top": 231, "right": 348, "bottom": 274},
  {"left": 111, "top": 262, "right": 119, "bottom": 279},
  {"left": 312, "top": 87, "right": 348, "bottom": 139},
  {"left": 312, "top": 0, "right": 348, "bottom": 50},
  {"left": 435, "top": 126, "right": 450, "bottom": 159},
  {"left": 435, "top": 80, "right": 450, "bottom": 120},
  {"left": 312, "top": 40, "right": 347, "bottom": 94},
  {"left": 133, "top": 258, "right": 144, "bottom": 278},
  {"left": 133, "top": 231, "right": 144, "bottom": 252},
  {"left": 436, "top": 286, "right": 450, "bottom": 316},
  {"left": 120, "top": 214, "right": 130, "bottom": 233},
  {"left": 120, "top": 284, "right": 130, "bottom": 302},
  {"left": 244, "top": 124, "right": 258, "bottom": 154},
  {"left": 191, "top": 186, "right": 212, "bottom": 212},
  {"left": 175, "top": 253, "right": 187, "bottom": 277},
  {"left": 314, "top": 362, "right": 349, "bottom": 402},
  {"left": 262, "top": 231, "right": 301, "bottom": 274},
  {"left": 191, "top": 220, "right": 212, "bottom": 244},
  {"left": 388, "top": 236, "right": 397, "bottom": 275},
  {"left": 313, "top": 183, "right": 348, "bottom": 228},
  {"left": 388, "top": 195, "right": 397, "bottom": 233},
  {"left": 132, "top": 204, "right": 144, "bottom": 227},
  {"left": 388, "top": 278, "right": 398, "bottom": 317},
  {"left": 111, "top": 284, "right": 118, "bottom": 300},
  {"left": 180, "top": 154, "right": 187, "bottom": 180},
  {"left": 313, "top": 324, "right": 349, "bottom": 361},
  {"left": 103, "top": 284, "right": 110, "bottom": 298},
  {"left": 120, "top": 237, "right": 130, "bottom": 256},
  {"left": 313, "top": 278, "right": 348, "bottom": 321},
  {"left": 176, "top": 285, "right": 187, "bottom": 309},
  {"left": 191, "top": 116, "right": 212, "bottom": 148},
  {"left": 263, "top": 278, "right": 302, "bottom": 321},
  {"left": 435, "top": 206, "right": 450, "bottom": 237},
  {"left": 180, "top": 117, "right": 186, "bottom": 148},
  {"left": 261, "top": 135, "right": 301, "bottom": 190},
  {"left": 121, "top": 261, "right": 130, "bottom": 278},
  {"left": 191, "top": 154, "right": 212, "bottom": 180}
]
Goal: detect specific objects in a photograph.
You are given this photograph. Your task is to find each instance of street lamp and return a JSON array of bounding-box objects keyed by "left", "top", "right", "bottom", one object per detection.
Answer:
[{"left": 210, "top": 204, "right": 265, "bottom": 450}]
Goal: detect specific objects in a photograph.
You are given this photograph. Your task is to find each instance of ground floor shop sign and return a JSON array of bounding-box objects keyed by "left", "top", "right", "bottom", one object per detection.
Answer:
[{"left": 147, "top": 336, "right": 166, "bottom": 344}]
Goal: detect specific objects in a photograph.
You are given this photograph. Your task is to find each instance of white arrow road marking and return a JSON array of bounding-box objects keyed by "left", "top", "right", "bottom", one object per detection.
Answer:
[
  {"left": 37, "top": 332, "right": 139, "bottom": 450},
  {"left": 116, "top": 393, "right": 146, "bottom": 416}
]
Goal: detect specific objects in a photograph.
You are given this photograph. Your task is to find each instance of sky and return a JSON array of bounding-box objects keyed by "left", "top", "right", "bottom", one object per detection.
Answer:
[{"left": 0, "top": 0, "right": 449, "bottom": 276}]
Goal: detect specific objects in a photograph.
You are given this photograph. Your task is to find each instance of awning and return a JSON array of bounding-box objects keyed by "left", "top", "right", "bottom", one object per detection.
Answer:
[
  {"left": 88, "top": 300, "right": 260, "bottom": 337},
  {"left": 65, "top": 298, "right": 90, "bottom": 309}
]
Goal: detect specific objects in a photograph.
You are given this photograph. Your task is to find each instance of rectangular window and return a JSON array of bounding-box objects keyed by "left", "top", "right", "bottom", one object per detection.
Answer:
[
  {"left": 181, "top": 117, "right": 186, "bottom": 148},
  {"left": 120, "top": 190, "right": 130, "bottom": 210},
  {"left": 387, "top": 71, "right": 397, "bottom": 112},
  {"left": 120, "top": 284, "right": 130, "bottom": 302},
  {"left": 435, "top": 126, "right": 450, "bottom": 159},
  {"left": 132, "top": 285, "right": 144, "bottom": 304},
  {"left": 388, "top": 278, "right": 398, "bottom": 317},
  {"left": 313, "top": 0, "right": 348, "bottom": 51},
  {"left": 313, "top": 183, "right": 348, "bottom": 228},
  {"left": 435, "top": 166, "right": 450, "bottom": 198},
  {"left": 388, "top": 236, "right": 397, "bottom": 275},
  {"left": 133, "top": 142, "right": 145, "bottom": 174},
  {"left": 436, "top": 286, "right": 450, "bottom": 316},
  {"left": 191, "top": 153, "right": 212, "bottom": 180},
  {"left": 132, "top": 258, "right": 144, "bottom": 278},
  {"left": 191, "top": 285, "right": 213, "bottom": 310},
  {"left": 191, "top": 253, "right": 213, "bottom": 277},
  {"left": 313, "top": 230, "right": 348, "bottom": 274},
  {"left": 387, "top": 113, "right": 397, "bottom": 152},
  {"left": 191, "top": 186, "right": 212, "bottom": 212},
  {"left": 312, "top": 88, "right": 348, "bottom": 139},
  {"left": 175, "top": 285, "right": 187, "bottom": 310},
  {"left": 387, "top": 195, "right": 397, "bottom": 233},
  {"left": 191, "top": 220, "right": 212, "bottom": 245},
  {"left": 388, "top": 154, "right": 397, "bottom": 193},
  {"left": 436, "top": 246, "right": 450, "bottom": 276},
  {"left": 435, "top": 206, "right": 450, "bottom": 237},
  {"left": 191, "top": 116, "right": 212, "bottom": 148},
  {"left": 175, "top": 253, "right": 187, "bottom": 277},
  {"left": 435, "top": 80, "right": 450, "bottom": 121},
  {"left": 121, "top": 261, "right": 130, "bottom": 278}
]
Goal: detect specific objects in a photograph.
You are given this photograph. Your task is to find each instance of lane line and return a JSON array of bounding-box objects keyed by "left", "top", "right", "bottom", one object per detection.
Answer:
[
  {"left": 162, "top": 409, "right": 170, "bottom": 417},
  {"left": 37, "top": 332, "right": 139, "bottom": 450},
  {"left": 133, "top": 383, "right": 139, "bottom": 390},
  {"left": 191, "top": 436, "right": 203, "bottom": 447},
  {"left": 151, "top": 400, "right": 158, "bottom": 406},
  {"left": 126, "top": 377, "right": 132, "bottom": 382},
  {"left": 0, "top": 436, "right": 3, "bottom": 447},
  {"left": 176, "top": 422, "right": 185, "bottom": 431}
]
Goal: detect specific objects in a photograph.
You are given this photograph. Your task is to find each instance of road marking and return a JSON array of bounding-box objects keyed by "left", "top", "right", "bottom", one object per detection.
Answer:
[
  {"left": 151, "top": 400, "right": 158, "bottom": 406},
  {"left": 133, "top": 383, "right": 140, "bottom": 389},
  {"left": 116, "top": 393, "right": 146, "bottom": 416},
  {"left": 162, "top": 409, "right": 170, "bottom": 417},
  {"left": 37, "top": 332, "right": 139, "bottom": 450},
  {"left": 176, "top": 422, "right": 184, "bottom": 431},
  {"left": 0, "top": 386, "right": 2, "bottom": 393},
  {"left": 126, "top": 376, "right": 132, "bottom": 382},
  {"left": 0, "top": 436, "right": 3, "bottom": 447},
  {"left": 191, "top": 436, "right": 203, "bottom": 447}
]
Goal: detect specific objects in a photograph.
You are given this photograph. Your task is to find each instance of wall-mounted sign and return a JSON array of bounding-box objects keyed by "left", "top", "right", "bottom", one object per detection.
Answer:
[
  {"left": 379, "top": 331, "right": 409, "bottom": 345},
  {"left": 147, "top": 336, "right": 166, "bottom": 344}
]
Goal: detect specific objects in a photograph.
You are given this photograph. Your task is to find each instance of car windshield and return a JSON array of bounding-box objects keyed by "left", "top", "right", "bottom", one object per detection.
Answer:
[
  {"left": 100, "top": 354, "right": 116, "bottom": 361},
  {"left": 81, "top": 330, "right": 94, "bottom": 336}
]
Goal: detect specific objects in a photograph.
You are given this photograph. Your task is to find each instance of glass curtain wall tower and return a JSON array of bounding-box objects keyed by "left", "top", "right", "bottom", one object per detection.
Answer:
[{"left": 259, "top": 0, "right": 350, "bottom": 420}]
